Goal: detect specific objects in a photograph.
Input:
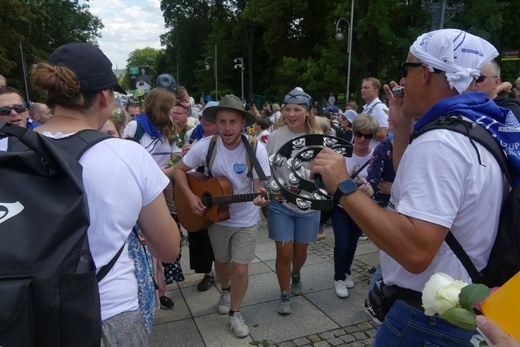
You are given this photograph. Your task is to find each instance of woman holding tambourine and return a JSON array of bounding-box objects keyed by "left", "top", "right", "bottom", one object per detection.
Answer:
[{"left": 265, "top": 87, "right": 322, "bottom": 316}]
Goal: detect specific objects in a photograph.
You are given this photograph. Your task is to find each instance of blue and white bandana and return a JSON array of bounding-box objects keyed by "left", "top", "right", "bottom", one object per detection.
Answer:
[{"left": 284, "top": 87, "right": 312, "bottom": 110}]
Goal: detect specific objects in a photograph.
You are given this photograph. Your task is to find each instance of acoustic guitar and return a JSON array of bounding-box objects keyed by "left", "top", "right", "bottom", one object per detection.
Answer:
[{"left": 174, "top": 172, "right": 280, "bottom": 232}]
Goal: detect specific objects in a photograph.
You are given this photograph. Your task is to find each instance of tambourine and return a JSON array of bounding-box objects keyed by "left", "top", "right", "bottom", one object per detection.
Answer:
[{"left": 269, "top": 134, "right": 353, "bottom": 211}]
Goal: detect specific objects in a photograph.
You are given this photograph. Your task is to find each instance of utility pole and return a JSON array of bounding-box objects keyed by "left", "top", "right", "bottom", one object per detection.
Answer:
[{"left": 234, "top": 57, "right": 244, "bottom": 101}]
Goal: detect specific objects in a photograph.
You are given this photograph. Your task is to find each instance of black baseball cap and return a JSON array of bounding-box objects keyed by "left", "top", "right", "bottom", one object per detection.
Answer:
[{"left": 48, "top": 42, "right": 126, "bottom": 95}]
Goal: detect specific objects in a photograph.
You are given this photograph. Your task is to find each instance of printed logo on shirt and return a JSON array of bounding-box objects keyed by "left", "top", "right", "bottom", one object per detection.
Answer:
[
  {"left": 234, "top": 163, "right": 247, "bottom": 174},
  {"left": 0, "top": 201, "right": 24, "bottom": 225}
]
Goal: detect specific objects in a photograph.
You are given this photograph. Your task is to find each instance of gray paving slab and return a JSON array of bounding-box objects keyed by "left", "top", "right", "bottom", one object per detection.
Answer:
[
  {"left": 150, "top": 318, "right": 205, "bottom": 347},
  {"left": 195, "top": 313, "right": 255, "bottom": 347},
  {"left": 241, "top": 271, "right": 282, "bottom": 306},
  {"left": 150, "top": 218, "right": 380, "bottom": 347},
  {"left": 244, "top": 296, "right": 340, "bottom": 343},
  {"left": 305, "top": 284, "right": 371, "bottom": 327}
]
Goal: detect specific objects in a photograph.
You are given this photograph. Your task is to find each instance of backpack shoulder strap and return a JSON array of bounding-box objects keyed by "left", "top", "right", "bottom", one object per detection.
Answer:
[
  {"left": 410, "top": 115, "right": 514, "bottom": 186},
  {"left": 51, "top": 129, "right": 112, "bottom": 160},
  {"left": 205, "top": 135, "right": 219, "bottom": 177},
  {"left": 189, "top": 128, "right": 197, "bottom": 144},
  {"left": 245, "top": 135, "right": 258, "bottom": 180},
  {"left": 241, "top": 134, "right": 268, "bottom": 182},
  {"left": 365, "top": 101, "right": 384, "bottom": 116},
  {"left": 96, "top": 243, "right": 126, "bottom": 282},
  {"left": 133, "top": 122, "right": 145, "bottom": 142},
  {"left": 411, "top": 114, "right": 515, "bottom": 283},
  {"left": 52, "top": 130, "right": 123, "bottom": 282}
]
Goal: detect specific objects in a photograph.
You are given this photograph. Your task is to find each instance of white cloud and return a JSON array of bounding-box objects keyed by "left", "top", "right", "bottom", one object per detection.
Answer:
[{"left": 86, "top": 0, "right": 167, "bottom": 69}]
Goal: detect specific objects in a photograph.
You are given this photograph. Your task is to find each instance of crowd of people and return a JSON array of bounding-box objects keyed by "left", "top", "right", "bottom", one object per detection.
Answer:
[{"left": 1, "top": 27, "right": 519, "bottom": 347}]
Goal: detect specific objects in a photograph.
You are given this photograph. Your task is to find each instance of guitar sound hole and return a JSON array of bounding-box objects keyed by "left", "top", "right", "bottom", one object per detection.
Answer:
[{"left": 202, "top": 193, "right": 214, "bottom": 209}]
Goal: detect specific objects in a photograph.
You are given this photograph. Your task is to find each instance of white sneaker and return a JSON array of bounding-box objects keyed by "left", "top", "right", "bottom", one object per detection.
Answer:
[
  {"left": 218, "top": 290, "right": 230, "bottom": 314},
  {"left": 344, "top": 274, "right": 355, "bottom": 289},
  {"left": 334, "top": 280, "right": 349, "bottom": 298},
  {"left": 359, "top": 233, "right": 368, "bottom": 241},
  {"left": 229, "top": 312, "right": 249, "bottom": 338}
]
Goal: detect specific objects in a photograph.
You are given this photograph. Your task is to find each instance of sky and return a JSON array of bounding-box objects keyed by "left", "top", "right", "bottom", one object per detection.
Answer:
[{"left": 86, "top": 0, "right": 168, "bottom": 70}]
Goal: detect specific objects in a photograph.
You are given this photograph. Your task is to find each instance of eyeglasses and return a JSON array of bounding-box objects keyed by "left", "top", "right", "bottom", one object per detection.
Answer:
[
  {"left": 0, "top": 105, "right": 26, "bottom": 116},
  {"left": 475, "top": 74, "right": 498, "bottom": 83},
  {"left": 401, "top": 62, "right": 423, "bottom": 78},
  {"left": 401, "top": 62, "right": 443, "bottom": 78},
  {"left": 354, "top": 131, "right": 374, "bottom": 140}
]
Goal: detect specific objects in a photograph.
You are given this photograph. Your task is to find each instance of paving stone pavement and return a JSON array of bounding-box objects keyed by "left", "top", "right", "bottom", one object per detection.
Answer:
[{"left": 151, "top": 216, "right": 381, "bottom": 346}]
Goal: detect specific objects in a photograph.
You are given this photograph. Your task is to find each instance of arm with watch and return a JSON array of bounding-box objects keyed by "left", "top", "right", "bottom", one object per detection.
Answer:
[{"left": 311, "top": 147, "right": 448, "bottom": 275}]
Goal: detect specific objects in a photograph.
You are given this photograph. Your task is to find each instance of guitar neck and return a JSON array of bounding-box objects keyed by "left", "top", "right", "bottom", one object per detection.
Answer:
[{"left": 208, "top": 193, "right": 265, "bottom": 206}]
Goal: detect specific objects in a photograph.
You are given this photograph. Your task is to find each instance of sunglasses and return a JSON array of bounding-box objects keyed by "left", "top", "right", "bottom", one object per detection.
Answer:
[
  {"left": 401, "top": 62, "right": 443, "bottom": 78},
  {"left": 475, "top": 74, "right": 498, "bottom": 84},
  {"left": 354, "top": 131, "right": 374, "bottom": 140},
  {"left": 0, "top": 105, "right": 26, "bottom": 116}
]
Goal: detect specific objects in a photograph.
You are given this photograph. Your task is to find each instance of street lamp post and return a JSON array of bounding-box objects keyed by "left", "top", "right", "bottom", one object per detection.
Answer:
[
  {"left": 204, "top": 44, "right": 218, "bottom": 100},
  {"left": 335, "top": 0, "right": 354, "bottom": 102},
  {"left": 234, "top": 57, "right": 244, "bottom": 101},
  {"left": 19, "top": 41, "right": 37, "bottom": 103}
]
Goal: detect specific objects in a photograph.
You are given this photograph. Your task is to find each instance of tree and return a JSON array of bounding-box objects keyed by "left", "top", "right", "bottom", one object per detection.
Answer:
[
  {"left": 157, "top": 0, "right": 520, "bottom": 103},
  {"left": 0, "top": 0, "right": 102, "bottom": 97}
]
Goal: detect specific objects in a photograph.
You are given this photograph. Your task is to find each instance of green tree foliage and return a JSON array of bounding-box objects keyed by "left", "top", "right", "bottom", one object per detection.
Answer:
[
  {"left": 447, "top": 0, "right": 520, "bottom": 82},
  {"left": 0, "top": 0, "right": 102, "bottom": 98},
  {"left": 157, "top": 0, "right": 520, "bottom": 104},
  {"left": 126, "top": 47, "right": 163, "bottom": 77},
  {"left": 121, "top": 47, "right": 165, "bottom": 90}
]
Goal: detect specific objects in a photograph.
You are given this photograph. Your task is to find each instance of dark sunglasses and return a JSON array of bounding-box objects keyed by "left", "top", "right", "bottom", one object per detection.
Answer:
[
  {"left": 401, "top": 62, "right": 443, "bottom": 78},
  {"left": 0, "top": 105, "right": 26, "bottom": 116},
  {"left": 354, "top": 131, "right": 374, "bottom": 140},
  {"left": 401, "top": 62, "right": 423, "bottom": 78},
  {"left": 475, "top": 74, "right": 498, "bottom": 84}
]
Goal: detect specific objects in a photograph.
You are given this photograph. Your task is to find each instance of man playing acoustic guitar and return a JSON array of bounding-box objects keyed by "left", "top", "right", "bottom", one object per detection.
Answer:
[{"left": 172, "top": 94, "right": 270, "bottom": 338}]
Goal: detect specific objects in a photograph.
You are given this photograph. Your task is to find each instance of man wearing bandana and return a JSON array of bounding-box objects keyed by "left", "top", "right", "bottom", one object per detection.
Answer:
[{"left": 312, "top": 29, "right": 520, "bottom": 346}]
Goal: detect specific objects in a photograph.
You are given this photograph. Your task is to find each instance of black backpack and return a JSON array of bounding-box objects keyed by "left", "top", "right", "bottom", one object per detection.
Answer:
[
  {"left": 410, "top": 115, "right": 520, "bottom": 287},
  {"left": 0, "top": 122, "right": 122, "bottom": 347}
]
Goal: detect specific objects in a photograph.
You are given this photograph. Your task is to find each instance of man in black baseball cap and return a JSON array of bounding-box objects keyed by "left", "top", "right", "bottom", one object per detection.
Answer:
[{"left": 48, "top": 42, "right": 126, "bottom": 94}]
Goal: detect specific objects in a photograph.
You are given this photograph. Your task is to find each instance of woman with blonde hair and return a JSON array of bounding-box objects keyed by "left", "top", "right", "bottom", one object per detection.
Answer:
[
  {"left": 30, "top": 42, "right": 179, "bottom": 345},
  {"left": 265, "top": 87, "right": 322, "bottom": 315},
  {"left": 123, "top": 87, "right": 185, "bottom": 310}
]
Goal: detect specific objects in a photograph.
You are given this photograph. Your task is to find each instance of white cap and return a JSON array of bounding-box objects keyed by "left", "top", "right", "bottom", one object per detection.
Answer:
[{"left": 344, "top": 109, "right": 358, "bottom": 123}]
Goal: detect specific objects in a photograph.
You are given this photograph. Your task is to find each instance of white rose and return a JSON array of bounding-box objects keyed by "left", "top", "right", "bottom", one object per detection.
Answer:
[{"left": 422, "top": 273, "right": 468, "bottom": 316}]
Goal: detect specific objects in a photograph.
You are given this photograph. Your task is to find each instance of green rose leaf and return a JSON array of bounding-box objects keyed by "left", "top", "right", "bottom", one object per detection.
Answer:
[
  {"left": 459, "top": 284, "right": 491, "bottom": 311},
  {"left": 440, "top": 307, "right": 476, "bottom": 330}
]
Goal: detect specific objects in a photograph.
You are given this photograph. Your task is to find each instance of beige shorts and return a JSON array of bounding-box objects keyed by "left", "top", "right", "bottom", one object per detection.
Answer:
[{"left": 208, "top": 224, "right": 257, "bottom": 264}]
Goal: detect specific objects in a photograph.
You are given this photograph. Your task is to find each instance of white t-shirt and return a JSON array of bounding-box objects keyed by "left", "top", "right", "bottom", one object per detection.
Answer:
[
  {"left": 346, "top": 150, "right": 373, "bottom": 180},
  {"left": 123, "top": 120, "right": 181, "bottom": 169},
  {"left": 257, "top": 129, "right": 270, "bottom": 144},
  {"left": 381, "top": 129, "right": 507, "bottom": 291},
  {"left": 362, "top": 97, "right": 389, "bottom": 148},
  {"left": 41, "top": 132, "right": 169, "bottom": 321},
  {"left": 182, "top": 136, "right": 271, "bottom": 227}
]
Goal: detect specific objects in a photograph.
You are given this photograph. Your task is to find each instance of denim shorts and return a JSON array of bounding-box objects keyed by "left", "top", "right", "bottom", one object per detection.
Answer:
[{"left": 267, "top": 201, "right": 320, "bottom": 243}]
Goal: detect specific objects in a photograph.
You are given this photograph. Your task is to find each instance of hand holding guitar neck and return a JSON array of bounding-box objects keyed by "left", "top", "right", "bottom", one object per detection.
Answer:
[{"left": 253, "top": 188, "right": 269, "bottom": 207}]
